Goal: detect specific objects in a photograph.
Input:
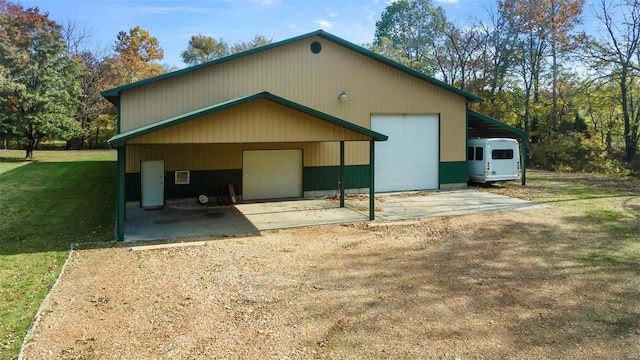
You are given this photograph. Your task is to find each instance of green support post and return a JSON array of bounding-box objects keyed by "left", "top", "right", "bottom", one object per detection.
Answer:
[
  {"left": 116, "top": 146, "right": 126, "bottom": 241},
  {"left": 340, "top": 141, "right": 345, "bottom": 208},
  {"left": 521, "top": 135, "right": 528, "bottom": 186},
  {"left": 369, "top": 140, "right": 375, "bottom": 221}
]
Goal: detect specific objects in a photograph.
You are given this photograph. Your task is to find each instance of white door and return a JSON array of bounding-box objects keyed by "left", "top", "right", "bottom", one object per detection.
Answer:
[
  {"left": 243, "top": 150, "right": 302, "bottom": 201},
  {"left": 141, "top": 160, "right": 164, "bottom": 208},
  {"left": 372, "top": 114, "right": 439, "bottom": 192}
]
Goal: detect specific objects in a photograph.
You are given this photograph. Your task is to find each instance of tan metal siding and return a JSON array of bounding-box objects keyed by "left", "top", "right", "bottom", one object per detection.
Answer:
[
  {"left": 119, "top": 36, "right": 467, "bottom": 162},
  {"left": 127, "top": 99, "right": 370, "bottom": 144},
  {"left": 125, "top": 142, "right": 362, "bottom": 173}
]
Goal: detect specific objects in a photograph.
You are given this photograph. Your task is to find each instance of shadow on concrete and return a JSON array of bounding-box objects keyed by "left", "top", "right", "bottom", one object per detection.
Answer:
[{"left": 124, "top": 205, "right": 260, "bottom": 242}]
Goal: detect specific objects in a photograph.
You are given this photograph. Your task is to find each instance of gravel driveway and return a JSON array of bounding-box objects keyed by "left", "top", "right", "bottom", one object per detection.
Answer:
[{"left": 20, "top": 206, "right": 639, "bottom": 359}]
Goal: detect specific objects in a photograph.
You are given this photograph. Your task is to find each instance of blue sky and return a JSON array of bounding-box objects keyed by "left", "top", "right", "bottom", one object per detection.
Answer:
[{"left": 19, "top": 0, "right": 606, "bottom": 69}]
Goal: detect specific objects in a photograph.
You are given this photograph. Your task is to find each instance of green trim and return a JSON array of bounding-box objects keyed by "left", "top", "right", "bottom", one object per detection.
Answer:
[
  {"left": 468, "top": 109, "right": 527, "bottom": 138},
  {"left": 439, "top": 161, "right": 467, "bottom": 184},
  {"left": 339, "top": 141, "right": 345, "bottom": 207},
  {"left": 107, "top": 92, "right": 388, "bottom": 147},
  {"left": 303, "top": 165, "right": 370, "bottom": 191},
  {"left": 101, "top": 30, "right": 482, "bottom": 105}
]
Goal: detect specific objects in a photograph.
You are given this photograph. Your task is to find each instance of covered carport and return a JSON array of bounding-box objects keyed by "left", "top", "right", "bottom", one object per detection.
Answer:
[
  {"left": 467, "top": 109, "right": 528, "bottom": 185},
  {"left": 108, "top": 92, "right": 388, "bottom": 241}
]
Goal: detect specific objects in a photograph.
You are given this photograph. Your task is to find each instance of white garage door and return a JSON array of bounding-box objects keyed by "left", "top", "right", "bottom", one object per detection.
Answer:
[
  {"left": 243, "top": 150, "right": 303, "bottom": 201},
  {"left": 371, "top": 114, "right": 439, "bottom": 192}
]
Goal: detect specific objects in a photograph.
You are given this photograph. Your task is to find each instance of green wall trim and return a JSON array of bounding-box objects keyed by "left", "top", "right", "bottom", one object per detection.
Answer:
[
  {"left": 439, "top": 161, "right": 467, "bottom": 185},
  {"left": 303, "top": 165, "right": 370, "bottom": 191},
  {"left": 127, "top": 165, "right": 372, "bottom": 202}
]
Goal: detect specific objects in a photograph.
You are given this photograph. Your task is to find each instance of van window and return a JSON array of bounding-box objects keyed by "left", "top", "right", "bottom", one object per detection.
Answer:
[
  {"left": 467, "top": 147, "right": 474, "bottom": 160},
  {"left": 492, "top": 149, "right": 514, "bottom": 159},
  {"left": 475, "top": 147, "right": 483, "bottom": 161}
]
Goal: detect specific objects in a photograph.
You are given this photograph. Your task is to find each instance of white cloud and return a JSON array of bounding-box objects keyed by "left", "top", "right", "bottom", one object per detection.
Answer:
[
  {"left": 435, "top": 0, "right": 460, "bottom": 3},
  {"left": 328, "top": 12, "right": 338, "bottom": 18},
  {"left": 314, "top": 19, "right": 334, "bottom": 29}
]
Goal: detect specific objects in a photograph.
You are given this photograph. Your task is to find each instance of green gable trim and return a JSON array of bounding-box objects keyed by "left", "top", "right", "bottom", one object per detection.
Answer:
[
  {"left": 439, "top": 161, "right": 467, "bottom": 184},
  {"left": 101, "top": 30, "right": 482, "bottom": 105},
  {"left": 107, "top": 91, "right": 388, "bottom": 147}
]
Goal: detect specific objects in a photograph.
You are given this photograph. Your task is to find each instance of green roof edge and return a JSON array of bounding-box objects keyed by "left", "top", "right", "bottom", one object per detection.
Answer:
[
  {"left": 101, "top": 29, "right": 483, "bottom": 104},
  {"left": 467, "top": 109, "right": 527, "bottom": 138},
  {"left": 107, "top": 91, "right": 388, "bottom": 147}
]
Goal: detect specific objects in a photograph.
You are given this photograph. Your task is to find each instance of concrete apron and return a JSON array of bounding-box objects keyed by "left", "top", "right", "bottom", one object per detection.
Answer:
[{"left": 123, "top": 190, "right": 545, "bottom": 242}]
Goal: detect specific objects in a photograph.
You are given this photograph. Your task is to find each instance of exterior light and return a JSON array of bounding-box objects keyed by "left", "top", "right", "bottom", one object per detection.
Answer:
[{"left": 338, "top": 91, "right": 347, "bottom": 100}]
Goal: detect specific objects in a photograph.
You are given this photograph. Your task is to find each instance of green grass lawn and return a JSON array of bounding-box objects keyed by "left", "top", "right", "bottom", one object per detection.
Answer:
[{"left": 0, "top": 149, "right": 116, "bottom": 359}]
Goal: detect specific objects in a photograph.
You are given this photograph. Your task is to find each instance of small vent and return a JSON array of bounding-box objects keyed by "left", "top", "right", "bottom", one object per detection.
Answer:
[
  {"left": 310, "top": 41, "right": 322, "bottom": 54},
  {"left": 175, "top": 170, "right": 190, "bottom": 185}
]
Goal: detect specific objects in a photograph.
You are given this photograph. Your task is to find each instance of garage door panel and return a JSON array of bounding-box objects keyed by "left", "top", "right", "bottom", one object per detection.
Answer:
[
  {"left": 372, "top": 115, "right": 439, "bottom": 192},
  {"left": 243, "top": 150, "right": 302, "bottom": 200}
]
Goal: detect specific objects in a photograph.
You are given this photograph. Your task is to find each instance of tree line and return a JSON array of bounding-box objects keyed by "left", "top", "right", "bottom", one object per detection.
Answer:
[
  {"left": 371, "top": 0, "right": 640, "bottom": 174},
  {"left": 0, "top": 0, "right": 272, "bottom": 159},
  {"left": 1, "top": 0, "right": 638, "bottom": 175}
]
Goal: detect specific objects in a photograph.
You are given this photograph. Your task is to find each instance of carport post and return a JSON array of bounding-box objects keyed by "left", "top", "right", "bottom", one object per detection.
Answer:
[
  {"left": 340, "top": 141, "right": 345, "bottom": 208},
  {"left": 369, "top": 140, "right": 375, "bottom": 221},
  {"left": 521, "top": 135, "right": 528, "bottom": 186},
  {"left": 115, "top": 146, "right": 125, "bottom": 241}
]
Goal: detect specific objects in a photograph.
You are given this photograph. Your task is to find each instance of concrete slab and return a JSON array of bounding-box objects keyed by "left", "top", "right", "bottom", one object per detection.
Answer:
[
  {"left": 347, "top": 190, "right": 546, "bottom": 221},
  {"left": 123, "top": 190, "right": 545, "bottom": 241}
]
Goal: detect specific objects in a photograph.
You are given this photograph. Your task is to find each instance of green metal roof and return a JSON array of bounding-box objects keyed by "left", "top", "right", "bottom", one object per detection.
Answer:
[
  {"left": 468, "top": 109, "right": 527, "bottom": 139},
  {"left": 107, "top": 91, "right": 389, "bottom": 147},
  {"left": 101, "top": 30, "right": 483, "bottom": 105}
]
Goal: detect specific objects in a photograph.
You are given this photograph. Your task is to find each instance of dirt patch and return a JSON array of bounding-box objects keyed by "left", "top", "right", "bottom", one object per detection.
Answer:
[{"left": 20, "top": 205, "right": 639, "bottom": 359}]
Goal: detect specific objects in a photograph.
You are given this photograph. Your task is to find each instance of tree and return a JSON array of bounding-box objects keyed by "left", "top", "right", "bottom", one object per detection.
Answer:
[
  {"left": 181, "top": 34, "right": 273, "bottom": 65},
  {"left": 114, "top": 26, "right": 164, "bottom": 82},
  {"left": 230, "top": 34, "right": 272, "bottom": 54},
  {"left": 546, "top": 0, "right": 585, "bottom": 130},
  {"left": 373, "top": 0, "right": 450, "bottom": 75},
  {"left": 0, "top": 1, "right": 82, "bottom": 159},
  {"left": 181, "top": 35, "right": 228, "bottom": 65},
  {"left": 434, "top": 22, "right": 485, "bottom": 90},
  {"left": 590, "top": 0, "right": 640, "bottom": 161}
]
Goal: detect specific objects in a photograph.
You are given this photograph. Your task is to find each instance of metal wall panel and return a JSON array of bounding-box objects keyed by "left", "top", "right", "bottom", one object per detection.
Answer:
[
  {"left": 125, "top": 142, "right": 360, "bottom": 173},
  {"left": 127, "top": 99, "right": 371, "bottom": 144},
  {"left": 119, "top": 36, "right": 466, "bottom": 162}
]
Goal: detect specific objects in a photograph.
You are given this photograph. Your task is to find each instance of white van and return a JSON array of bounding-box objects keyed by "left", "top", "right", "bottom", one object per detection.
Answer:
[{"left": 467, "top": 138, "right": 521, "bottom": 182}]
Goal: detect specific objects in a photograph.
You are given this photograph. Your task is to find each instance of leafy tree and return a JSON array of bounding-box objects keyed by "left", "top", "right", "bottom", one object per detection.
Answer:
[
  {"left": 230, "top": 34, "right": 272, "bottom": 54},
  {"left": 0, "top": 1, "right": 82, "bottom": 159},
  {"left": 181, "top": 34, "right": 272, "bottom": 65},
  {"left": 181, "top": 35, "right": 229, "bottom": 65},
  {"left": 373, "top": 0, "right": 450, "bottom": 75},
  {"left": 114, "top": 25, "right": 164, "bottom": 82}
]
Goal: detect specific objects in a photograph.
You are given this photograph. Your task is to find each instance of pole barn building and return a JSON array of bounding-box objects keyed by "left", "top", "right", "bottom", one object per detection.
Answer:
[{"left": 103, "top": 30, "right": 484, "bottom": 241}]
